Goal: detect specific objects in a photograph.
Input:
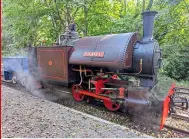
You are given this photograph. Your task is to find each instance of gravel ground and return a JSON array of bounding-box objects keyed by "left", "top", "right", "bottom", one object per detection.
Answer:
[
  {"left": 2, "top": 85, "right": 151, "bottom": 138},
  {"left": 2, "top": 82, "right": 189, "bottom": 138}
]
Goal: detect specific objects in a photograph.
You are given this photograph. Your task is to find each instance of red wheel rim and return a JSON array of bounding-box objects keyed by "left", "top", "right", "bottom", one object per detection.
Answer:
[
  {"left": 103, "top": 90, "right": 121, "bottom": 111},
  {"left": 72, "top": 85, "right": 85, "bottom": 102}
]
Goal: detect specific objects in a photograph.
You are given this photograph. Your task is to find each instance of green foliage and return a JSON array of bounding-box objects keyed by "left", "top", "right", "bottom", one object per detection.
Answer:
[
  {"left": 2, "top": 0, "right": 189, "bottom": 81},
  {"left": 158, "top": 73, "right": 189, "bottom": 88},
  {"left": 163, "top": 55, "right": 189, "bottom": 80},
  {"left": 153, "top": 0, "right": 189, "bottom": 80}
]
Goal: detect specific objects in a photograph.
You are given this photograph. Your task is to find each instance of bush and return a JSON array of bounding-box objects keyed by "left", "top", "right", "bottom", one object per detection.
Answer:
[{"left": 163, "top": 56, "right": 189, "bottom": 81}]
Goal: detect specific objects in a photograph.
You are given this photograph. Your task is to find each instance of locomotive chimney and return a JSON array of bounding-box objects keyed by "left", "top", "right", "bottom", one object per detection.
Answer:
[{"left": 142, "top": 11, "right": 158, "bottom": 42}]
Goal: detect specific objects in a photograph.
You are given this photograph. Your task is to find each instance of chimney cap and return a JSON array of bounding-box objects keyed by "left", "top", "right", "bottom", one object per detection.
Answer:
[
  {"left": 142, "top": 11, "right": 158, "bottom": 16},
  {"left": 141, "top": 11, "right": 158, "bottom": 42}
]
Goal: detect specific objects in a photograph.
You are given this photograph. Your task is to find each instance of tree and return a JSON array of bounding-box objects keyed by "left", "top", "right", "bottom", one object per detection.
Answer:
[{"left": 2, "top": 0, "right": 189, "bottom": 80}]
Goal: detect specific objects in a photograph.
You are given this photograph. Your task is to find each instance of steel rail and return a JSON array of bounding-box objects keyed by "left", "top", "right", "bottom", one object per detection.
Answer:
[
  {"left": 174, "top": 87, "right": 189, "bottom": 91},
  {"left": 171, "top": 114, "right": 189, "bottom": 122},
  {"left": 174, "top": 87, "right": 189, "bottom": 95},
  {"left": 164, "top": 125, "right": 189, "bottom": 135}
]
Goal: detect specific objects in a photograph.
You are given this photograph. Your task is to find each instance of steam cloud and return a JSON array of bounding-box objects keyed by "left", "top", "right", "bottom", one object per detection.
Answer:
[{"left": 2, "top": 49, "right": 63, "bottom": 102}]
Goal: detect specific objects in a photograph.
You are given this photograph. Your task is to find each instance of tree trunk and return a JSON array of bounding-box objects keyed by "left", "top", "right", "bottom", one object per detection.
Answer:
[
  {"left": 142, "top": 0, "right": 145, "bottom": 12},
  {"left": 183, "top": 0, "right": 189, "bottom": 14},
  {"left": 83, "top": 0, "right": 88, "bottom": 36},
  {"left": 124, "top": 0, "right": 127, "bottom": 14},
  {"left": 55, "top": 3, "right": 65, "bottom": 28},
  {"left": 146, "top": 0, "right": 153, "bottom": 11},
  {"left": 135, "top": 0, "right": 139, "bottom": 13}
]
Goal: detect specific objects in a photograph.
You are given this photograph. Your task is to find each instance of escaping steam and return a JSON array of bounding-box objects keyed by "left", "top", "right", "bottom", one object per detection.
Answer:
[{"left": 2, "top": 48, "right": 63, "bottom": 101}]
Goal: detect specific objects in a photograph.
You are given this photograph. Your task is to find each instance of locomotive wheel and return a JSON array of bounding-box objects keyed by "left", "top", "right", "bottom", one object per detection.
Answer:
[
  {"left": 72, "top": 85, "right": 85, "bottom": 102},
  {"left": 12, "top": 74, "right": 17, "bottom": 84},
  {"left": 21, "top": 77, "right": 27, "bottom": 87},
  {"left": 103, "top": 90, "right": 121, "bottom": 111}
]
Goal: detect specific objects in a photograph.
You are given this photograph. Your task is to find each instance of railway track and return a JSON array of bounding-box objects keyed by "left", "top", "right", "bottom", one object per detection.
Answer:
[
  {"left": 88, "top": 101, "right": 189, "bottom": 136},
  {"left": 174, "top": 87, "right": 189, "bottom": 95},
  {"left": 2, "top": 80, "right": 189, "bottom": 137},
  {"left": 171, "top": 113, "right": 189, "bottom": 122},
  {"left": 164, "top": 125, "right": 189, "bottom": 136},
  {"left": 2, "top": 80, "right": 23, "bottom": 89}
]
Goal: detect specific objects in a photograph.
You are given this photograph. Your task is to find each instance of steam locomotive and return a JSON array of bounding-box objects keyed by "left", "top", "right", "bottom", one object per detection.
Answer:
[{"left": 3, "top": 11, "right": 188, "bottom": 129}]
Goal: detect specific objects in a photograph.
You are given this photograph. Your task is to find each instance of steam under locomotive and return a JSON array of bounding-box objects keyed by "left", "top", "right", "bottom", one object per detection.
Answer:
[{"left": 3, "top": 11, "right": 188, "bottom": 129}]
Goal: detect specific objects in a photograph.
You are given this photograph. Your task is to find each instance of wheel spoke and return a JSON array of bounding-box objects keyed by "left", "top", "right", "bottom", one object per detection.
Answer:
[
  {"left": 103, "top": 90, "right": 121, "bottom": 111},
  {"left": 72, "top": 85, "right": 85, "bottom": 102},
  {"left": 12, "top": 75, "right": 17, "bottom": 84}
]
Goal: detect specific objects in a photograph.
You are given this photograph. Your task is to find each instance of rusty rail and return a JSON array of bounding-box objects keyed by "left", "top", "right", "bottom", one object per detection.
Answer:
[
  {"left": 174, "top": 87, "right": 189, "bottom": 95},
  {"left": 164, "top": 125, "right": 189, "bottom": 135},
  {"left": 171, "top": 114, "right": 189, "bottom": 122}
]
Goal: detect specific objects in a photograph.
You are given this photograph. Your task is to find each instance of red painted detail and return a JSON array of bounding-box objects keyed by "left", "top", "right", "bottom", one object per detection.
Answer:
[
  {"left": 83, "top": 52, "right": 105, "bottom": 57},
  {"left": 36, "top": 81, "right": 42, "bottom": 89},
  {"left": 112, "top": 74, "right": 118, "bottom": 79},
  {"left": 31, "top": 80, "right": 42, "bottom": 90},
  {"left": 48, "top": 60, "right": 53, "bottom": 66},
  {"left": 78, "top": 90, "right": 110, "bottom": 101},
  {"left": 72, "top": 85, "right": 85, "bottom": 102},
  {"left": 73, "top": 49, "right": 122, "bottom": 64},
  {"left": 103, "top": 90, "right": 121, "bottom": 111},
  {"left": 90, "top": 79, "right": 109, "bottom": 95},
  {"left": 118, "top": 87, "right": 125, "bottom": 99},
  {"left": 38, "top": 49, "right": 66, "bottom": 80},
  {"left": 160, "top": 83, "right": 176, "bottom": 130}
]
